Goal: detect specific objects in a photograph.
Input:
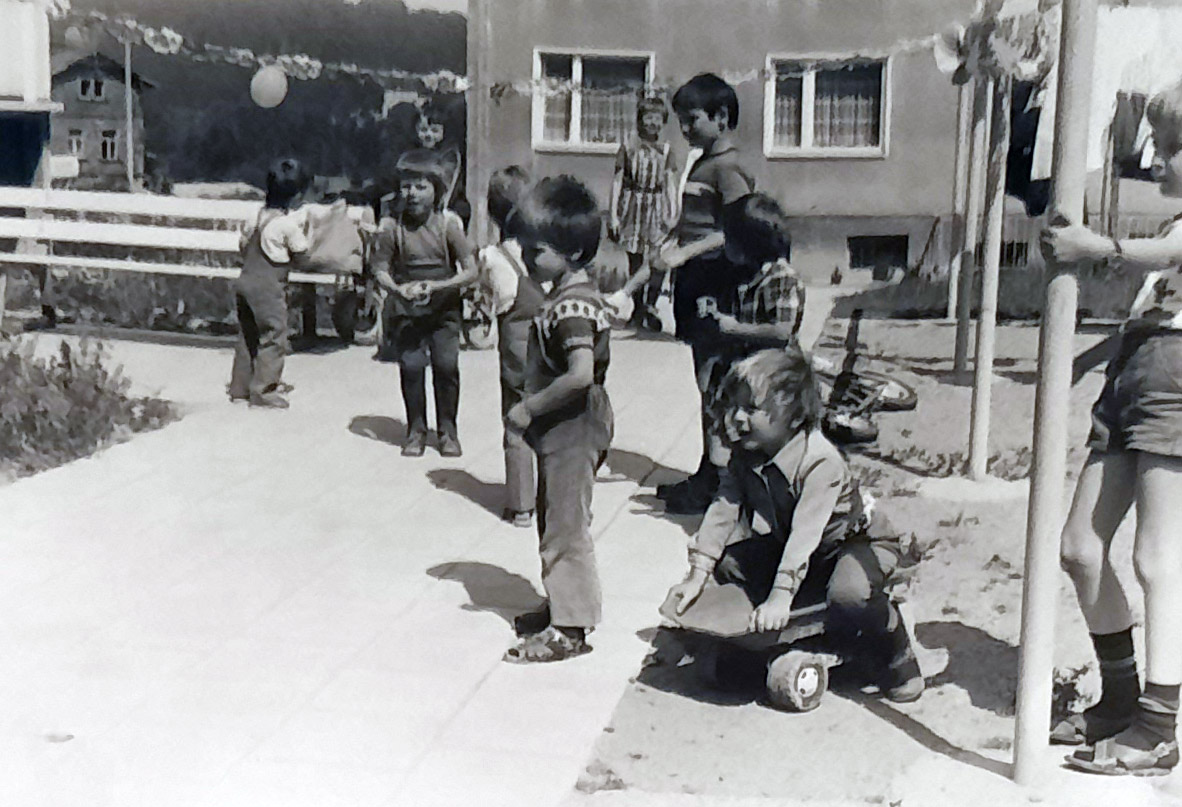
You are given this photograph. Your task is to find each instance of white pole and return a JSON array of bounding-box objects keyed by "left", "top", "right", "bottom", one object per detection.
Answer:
[
  {"left": 947, "top": 82, "right": 972, "bottom": 319},
  {"left": 968, "top": 77, "right": 1011, "bottom": 480},
  {"left": 954, "top": 77, "right": 991, "bottom": 377},
  {"left": 124, "top": 39, "right": 135, "bottom": 190},
  {"left": 1013, "top": 0, "right": 1097, "bottom": 785}
]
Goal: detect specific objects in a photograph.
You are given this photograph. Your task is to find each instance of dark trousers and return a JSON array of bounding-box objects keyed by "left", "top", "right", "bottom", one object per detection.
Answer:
[
  {"left": 715, "top": 537, "right": 904, "bottom": 662},
  {"left": 536, "top": 444, "right": 607, "bottom": 628},
  {"left": 689, "top": 340, "right": 729, "bottom": 485},
  {"left": 230, "top": 284, "right": 288, "bottom": 399},
  {"left": 394, "top": 312, "right": 462, "bottom": 440}
]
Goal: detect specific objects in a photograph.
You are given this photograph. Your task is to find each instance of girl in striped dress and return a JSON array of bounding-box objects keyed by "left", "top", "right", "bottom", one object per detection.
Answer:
[{"left": 609, "top": 96, "right": 678, "bottom": 329}]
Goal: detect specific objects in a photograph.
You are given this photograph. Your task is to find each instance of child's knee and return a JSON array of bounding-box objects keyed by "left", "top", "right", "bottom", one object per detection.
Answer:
[
  {"left": 1059, "top": 532, "right": 1103, "bottom": 582},
  {"left": 1132, "top": 531, "right": 1182, "bottom": 591}
]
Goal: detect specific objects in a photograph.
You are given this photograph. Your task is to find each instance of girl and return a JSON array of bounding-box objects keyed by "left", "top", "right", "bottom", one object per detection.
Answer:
[{"left": 608, "top": 95, "right": 678, "bottom": 330}]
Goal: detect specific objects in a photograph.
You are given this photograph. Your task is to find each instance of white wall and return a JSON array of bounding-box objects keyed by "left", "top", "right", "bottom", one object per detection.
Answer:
[{"left": 0, "top": 0, "right": 53, "bottom": 105}]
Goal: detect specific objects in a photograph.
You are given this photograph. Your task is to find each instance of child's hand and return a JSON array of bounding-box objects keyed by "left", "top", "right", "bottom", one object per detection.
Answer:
[
  {"left": 605, "top": 290, "right": 634, "bottom": 323},
  {"left": 714, "top": 312, "right": 739, "bottom": 333},
  {"left": 1041, "top": 223, "right": 1113, "bottom": 265},
  {"left": 663, "top": 573, "right": 708, "bottom": 616},
  {"left": 607, "top": 219, "right": 621, "bottom": 243},
  {"left": 750, "top": 589, "right": 795, "bottom": 633},
  {"left": 505, "top": 402, "right": 532, "bottom": 433}
]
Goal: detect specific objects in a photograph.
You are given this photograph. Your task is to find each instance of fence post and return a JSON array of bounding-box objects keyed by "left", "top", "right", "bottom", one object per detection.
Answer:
[
  {"left": 947, "top": 82, "right": 972, "bottom": 319},
  {"left": 968, "top": 77, "right": 1011, "bottom": 480},
  {"left": 1013, "top": 0, "right": 1096, "bottom": 785},
  {"left": 954, "top": 76, "right": 991, "bottom": 376}
]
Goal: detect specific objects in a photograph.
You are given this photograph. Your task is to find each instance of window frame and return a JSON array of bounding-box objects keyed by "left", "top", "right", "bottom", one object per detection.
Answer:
[
  {"left": 531, "top": 47, "right": 655, "bottom": 155},
  {"left": 100, "top": 129, "right": 119, "bottom": 162},
  {"left": 67, "top": 129, "right": 85, "bottom": 157},
  {"left": 78, "top": 77, "right": 106, "bottom": 102},
  {"left": 763, "top": 52, "right": 891, "bottom": 160}
]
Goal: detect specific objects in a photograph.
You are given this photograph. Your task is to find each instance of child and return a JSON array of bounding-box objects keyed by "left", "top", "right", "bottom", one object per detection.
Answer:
[
  {"left": 608, "top": 95, "right": 678, "bottom": 330},
  {"left": 663, "top": 348, "right": 925, "bottom": 703},
  {"left": 229, "top": 158, "right": 312, "bottom": 409},
  {"left": 502, "top": 175, "right": 613, "bottom": 663},
  {"left": 1040, "top": 79, "right": 1182, "bottom": 776},
  {"left": 373, "top": 149, "right": 478, "bottom": 457},
  {"left": 658, "top": 74, "right": 755, "bottom": 513},
  {"left": 480, "top": 166, "right": 546, "bottom": 528}
]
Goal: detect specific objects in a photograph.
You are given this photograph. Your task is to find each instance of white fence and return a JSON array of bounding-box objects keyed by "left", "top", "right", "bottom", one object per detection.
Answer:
[{"left": 0, "top": 187, "right": 340, "bottom": 294}]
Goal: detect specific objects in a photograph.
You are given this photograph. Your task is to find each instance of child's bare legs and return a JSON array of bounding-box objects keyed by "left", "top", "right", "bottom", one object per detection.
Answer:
[
  {"left": 1133, "top": 452, "right": 1182, "bottom": 687},
  {"left": 1055, "top": 452, "right": 1139, "bottom": 744}
]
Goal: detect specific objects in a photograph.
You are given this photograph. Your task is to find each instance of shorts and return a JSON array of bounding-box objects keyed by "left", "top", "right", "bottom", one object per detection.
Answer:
[{"left": 1088, "top": 331, "right": 1182, "bottom": 457}]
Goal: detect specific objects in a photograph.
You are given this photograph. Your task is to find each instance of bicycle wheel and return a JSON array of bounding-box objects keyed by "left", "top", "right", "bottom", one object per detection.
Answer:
[{"left": 856, "top": 370, "right": 918, "bottom": 412}]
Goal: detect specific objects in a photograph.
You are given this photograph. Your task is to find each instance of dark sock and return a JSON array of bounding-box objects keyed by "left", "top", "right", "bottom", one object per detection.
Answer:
[
  {"left": 555, "top": 625, "right": 586, "bottom": 642},
  {"left": 1126, "top": 682, "right": 1181, "bottom": 747},
  {"left": 1089, "top": 629, "right": 1140, "bottom": 719}
]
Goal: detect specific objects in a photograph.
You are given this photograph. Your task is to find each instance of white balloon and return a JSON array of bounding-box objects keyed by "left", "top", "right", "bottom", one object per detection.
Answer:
[
  {"left": 250, "top": 66, "right": 288, "bottom": 109},
  {"left": 64, "top": 26, "right": 87, "bottom": 50}
]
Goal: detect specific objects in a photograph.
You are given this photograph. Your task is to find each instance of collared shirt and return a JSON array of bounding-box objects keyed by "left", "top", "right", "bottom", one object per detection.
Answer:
[
  {"left": 734, "top": 258, "right": 805, "bottom": 334},
  {"left": 689, "top": 429, "right": 862, "bottom": 593},
  {"left": 244, "top": 207, "right": 309, "bottom": 265}
]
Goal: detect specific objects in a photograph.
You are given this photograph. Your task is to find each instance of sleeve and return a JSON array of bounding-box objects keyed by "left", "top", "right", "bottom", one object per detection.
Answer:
[
  {"left": 688, "top": 466, "right": 747, "bottom": 573},
  {"left": 481, "top": 247, "right": 519, "bottom": 316},
  {"left": 282, "top": 209, "right": 310, "bottom": 256},
  {"left": 551, "top": 311, "right": 596, "bottom": 354},
  {"left": 766, "top": 267, "right": 804, "bottom": 330},
  {"left": 445, "top": 212, "right": 477, "bottom": 261},
  {"left": 614, "top": 143, "right": 628, "bottom": 173},
  {"left": 774, "top": 457, "right": 845, "bottom": 593},
  {"left": 715, "top": 163, "right": 753, "bottom": 205},
  {"left": 371, "top": 218, "right": 398, "bottom": 275}
]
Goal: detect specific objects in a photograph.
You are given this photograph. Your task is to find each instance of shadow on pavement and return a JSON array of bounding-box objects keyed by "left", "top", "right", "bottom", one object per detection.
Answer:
[
  {"left": 426, "top": 468, "right": 505, "bottom": 520},
  {"left": 348, "top": 415, "right": 408, "bottom": 448},
  {"left": 605, "top": 448, "right": 686, "bottom": 488},
  {"left": 427, "top": 561, "right": 545, "bottom": 625},
  {"left": 632, "top": 626, "right": 765, "bottom": 707},
  {"left": 916, "top": 621, "right": 1018, "bottom": 718}
]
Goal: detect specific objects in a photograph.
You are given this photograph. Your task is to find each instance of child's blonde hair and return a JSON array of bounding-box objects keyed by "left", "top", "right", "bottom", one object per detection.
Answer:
[{"left": 717, "top": 346, "right": 823, "bottom": 432}]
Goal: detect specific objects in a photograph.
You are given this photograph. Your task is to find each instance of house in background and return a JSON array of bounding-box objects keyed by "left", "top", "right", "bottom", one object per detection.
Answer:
[
  {"left": 467, "top": 0, "right": 977, "bottom": 280},
  {"left": 49, "top": 52, "right": 154, "bottom": 191}
]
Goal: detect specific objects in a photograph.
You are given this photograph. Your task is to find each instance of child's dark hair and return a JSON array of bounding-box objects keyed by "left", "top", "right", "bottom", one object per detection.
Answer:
[
  {"left": 518, "top": 175, "right": 602, "bottom": 267},
  {"left": 1147, "top": 81, "right": 1182, "bottom": 158},
  {"left": 265, "top": 158, "right": 312, "bottom": 209},
  {"left": 721, "top": 346, "right": 823, "bottom": 432},
  {"left": 487, "top": 165, "right": 531, "bottom": 235},
  {"left": 723, "top": 193, "right": 792, "bottom": 267},
  {"left": 395, "top": 148, "right": 449, "bottom": 208},
  {"left": 637, "top": 95, "right": 669, "bottom": 125},
  {"left": 672, "top": 73, "right": 739, "bottom": 129}
]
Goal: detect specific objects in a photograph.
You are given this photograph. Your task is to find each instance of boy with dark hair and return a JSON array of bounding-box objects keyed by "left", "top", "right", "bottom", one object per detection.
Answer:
[
  {"left": 664, "top": 348, "right": 925, "bottom": 702},
  {"left": 657, "top": 73, "right": 755, "bottom": 512},
  {"left": 230, "top": 157, "right": 313, "bottom": 409},
  {"left": 503, "top": 175, "right": 613, "bottom": 663},
  {"left": 480, "top": 165, "right": 545, "bottom": 528},
  {"left": 373, "top": 148, "right": 478, "bottom": 457}
]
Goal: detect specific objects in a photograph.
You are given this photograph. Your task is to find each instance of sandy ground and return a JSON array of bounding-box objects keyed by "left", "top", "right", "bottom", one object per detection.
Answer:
[{"left": 573, "top": 318, "right": 1182, "bottom": 805}]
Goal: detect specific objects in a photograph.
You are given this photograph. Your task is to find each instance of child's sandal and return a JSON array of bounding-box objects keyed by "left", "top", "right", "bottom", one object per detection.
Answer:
[
  {"left": 1066, "top": 736, "right": 1179, "bottom": 777},
  {"left": 503, "top": 626, "right": 591, "bottom": 664}
]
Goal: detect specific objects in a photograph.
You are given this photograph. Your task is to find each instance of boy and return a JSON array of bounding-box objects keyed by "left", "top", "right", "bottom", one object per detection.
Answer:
[
  {"left": 1041, "top": 79, "right": 1182, "bottom": 776},
  {"left": 657, "top": 73, "right": 755, "bottom": 513},
  {"left": 480, "top": 166, "right": 546, "bottom": 528},
  {"left": 229, "top": 158, "right": 312, "bottom": 409},
  {"left": 503, "top": 176, "right": 613, "bottom": 663},
  {"left": 664, "top": 348, "right": 925, "bottom": 702},
  {"left": 373, "top": 149, "right": 478, "bottom": 457}
]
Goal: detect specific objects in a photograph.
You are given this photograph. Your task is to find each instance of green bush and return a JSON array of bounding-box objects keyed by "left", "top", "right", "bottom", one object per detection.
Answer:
[{"left": 0, "top": 337, "right": 177, "bottom": 478}]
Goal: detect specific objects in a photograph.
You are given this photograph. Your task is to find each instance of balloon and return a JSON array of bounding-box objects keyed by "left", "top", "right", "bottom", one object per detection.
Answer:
[
  {"left": 250, "top": 66, "right": 288, "bottom": 108},
  {"left": 64, "top": 26, "right": 88, "bottom": 50}
]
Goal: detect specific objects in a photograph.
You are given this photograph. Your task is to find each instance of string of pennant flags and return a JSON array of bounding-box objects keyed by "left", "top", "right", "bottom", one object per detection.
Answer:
[{"left": 32, "top": 0, "right": 1059, "bottom": 99}]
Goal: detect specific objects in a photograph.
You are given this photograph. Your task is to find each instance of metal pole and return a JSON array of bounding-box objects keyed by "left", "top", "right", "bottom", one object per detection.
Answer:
[
  {"left": 969, "top": 77, "right": 1011, "bottom": 480},
  {"left": 465, "top": 0, "right": 490, "bottom": 242},
  {"left": 954, "top": 76, "right": 991, "bottom": 376},
  {"left": 124, "top": 39, "right": 135, "bottom": 190},
  {"left": 947, "top": 82, "right": 972, "bottom": 319},
  {"left": 1013, "top": 0, "right": 1096, "bottom": 785}
]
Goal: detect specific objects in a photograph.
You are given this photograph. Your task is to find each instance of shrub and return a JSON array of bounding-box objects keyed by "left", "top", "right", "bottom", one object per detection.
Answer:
[{"left": 0, "top": 337, "right": 177, "bottom": 478}]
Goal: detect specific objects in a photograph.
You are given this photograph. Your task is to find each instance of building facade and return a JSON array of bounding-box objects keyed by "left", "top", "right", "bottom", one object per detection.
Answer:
[
  {"left": 467, "top": 0, "right": 977, "bottom": 280},
  {"left": 50, "top": 53, "right": 152, "bottom": 191}
]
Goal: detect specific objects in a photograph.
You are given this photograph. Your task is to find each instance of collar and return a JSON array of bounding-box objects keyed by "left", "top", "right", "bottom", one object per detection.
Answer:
[
  {"left": 703, "top": 137, "right": 737, "bottom": 159},
  {"left": 549, "top": 271, "right": 593, "bottom": 297},
  {"left": 758, "top": 429, "right": 811, "bottom": 481}
]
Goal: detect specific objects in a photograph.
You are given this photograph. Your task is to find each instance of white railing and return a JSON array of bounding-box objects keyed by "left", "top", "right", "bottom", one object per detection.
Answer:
[{"left": 0, "top": 187, "right": 338, "bottom": 286}]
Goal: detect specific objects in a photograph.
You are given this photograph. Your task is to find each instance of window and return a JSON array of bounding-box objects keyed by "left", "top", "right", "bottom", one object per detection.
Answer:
[
  {"left": 100, "top": 130, "right": 119, "bottom": 162},
  {"left": 67, "top": 129, "right": 84, "bottom": 157},
  {"left": 78, "top": 78, "right": 106, "bottom": 101},
  {"left": 765, "top": 56, "right": 888, "bottom": 157},
  {"left": 533, "top": 51, "right": 652, "bottom": 152},
  {"left": 848, "top": 235, "right": 908, "bottom": 279}
]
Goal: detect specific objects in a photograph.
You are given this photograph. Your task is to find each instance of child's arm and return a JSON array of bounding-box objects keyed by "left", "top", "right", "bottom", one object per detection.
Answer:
[
  {"left": 370, "top": 220, "right": 411, "bottom": 297},
  {"left": 1043, "top": 220, "right": 1182, "bottom": 270},
  {"left": 750, "top": 459, "right": 844, "bottom": 633},
  {"left": 666, "top": 469, "right": 746, "bottom": 614},
  {"left": 425, "top": 215, "right": 479, "bottom": 292},
  {"left": 505, "top": 346, "right": 594, "bottom": 433}
]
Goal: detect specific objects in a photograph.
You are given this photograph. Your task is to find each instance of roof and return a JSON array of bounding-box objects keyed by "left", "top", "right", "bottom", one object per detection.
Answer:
[{"left": 51, "top": 53, "right": 156, "bottom": 92}]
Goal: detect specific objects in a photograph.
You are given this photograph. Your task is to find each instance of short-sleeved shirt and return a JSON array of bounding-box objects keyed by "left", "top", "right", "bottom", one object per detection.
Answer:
[
  {"left": 1126, "top": 217, "right": 1182, "bottom": 332},
  {"left": 481, "top": 240, "right": 527, "bottom": 316},
  {"left": 733, "top": 258, "right": 805, "bottom": 335},
  {"left": 525, "top": 278, "right": 613, "bottom": 454},
  {"left": 676, "top": 143, "right": 755, "bottom": 254},
  {"left": 372, "top": 209, "right": 474, "bottom": 283},
  {"left": 252, "top": 207, "right": 309, "bottom": 265}
]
